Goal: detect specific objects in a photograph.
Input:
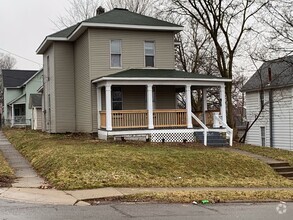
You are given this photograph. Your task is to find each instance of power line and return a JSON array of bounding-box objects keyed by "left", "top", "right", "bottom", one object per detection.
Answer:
[{"left": 0, "top": 47, "right": 42, "bottom": 67}]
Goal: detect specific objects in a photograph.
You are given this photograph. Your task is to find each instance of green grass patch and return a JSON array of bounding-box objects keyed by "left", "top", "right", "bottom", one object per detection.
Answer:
[
  {"left": 0, "top": 152, "right": 14, "bottom": 187},
  {"left": 234, "top": 144, "right": 293, "bottom": 166},
  {"left": 120, "top": 190, "right": 293, "bottom": 203},
  {"left": 3, "top": 129, "right": 293, "bottom": 190}
]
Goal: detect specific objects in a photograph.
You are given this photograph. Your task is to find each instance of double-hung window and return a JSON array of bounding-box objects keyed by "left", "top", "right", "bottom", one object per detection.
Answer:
[
  {"left": 144, "top": 41, "right": 155, "bottom": 67},
  {"left": 110, "top": 40, "right": 122, "bottom": 68}
]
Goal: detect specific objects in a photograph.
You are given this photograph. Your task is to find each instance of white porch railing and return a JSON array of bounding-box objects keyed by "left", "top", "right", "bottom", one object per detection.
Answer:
[
  {"left": 215, "top": 115, "right": 233, "bottom": 146},
  {"left": 14, "top": 116, "right": 26, "bottom": 124},
  {"left": 191, "top": 112, "right": 208, "bottom": 146}
]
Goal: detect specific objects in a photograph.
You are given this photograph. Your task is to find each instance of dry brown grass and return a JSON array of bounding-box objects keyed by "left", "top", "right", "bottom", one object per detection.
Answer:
[{"left": 3, "top": 128, "right": 293, "bottom": 190}]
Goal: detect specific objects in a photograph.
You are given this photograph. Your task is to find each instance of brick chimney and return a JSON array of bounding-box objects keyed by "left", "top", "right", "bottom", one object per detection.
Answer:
[{"left": 96, "top": 6, "right": 105, "bottom": 15}]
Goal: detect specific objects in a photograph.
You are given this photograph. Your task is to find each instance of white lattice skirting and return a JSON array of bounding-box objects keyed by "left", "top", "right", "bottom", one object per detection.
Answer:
[{"left": 151, "top": 130, "right": 195, "bottom": 142}]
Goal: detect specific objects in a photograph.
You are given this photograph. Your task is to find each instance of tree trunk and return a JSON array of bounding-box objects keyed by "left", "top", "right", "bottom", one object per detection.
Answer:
[{"left": 225, "top": 81, "right": 234, "bottom": 128}]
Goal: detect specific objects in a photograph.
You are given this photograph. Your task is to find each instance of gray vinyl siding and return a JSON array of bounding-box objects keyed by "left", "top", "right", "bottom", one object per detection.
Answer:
[
  {"left": 74, "top": 31, "right": 92, "bottom": 132},
  {"left": 43, "top": 45, "right": 56, "bottom": 133},
  {"left": 155, "top": 85, "right": 176, "bottom": 109},
  {"left": 91, "top": 84, "right": 97, "bottom": 132},
  {"left": 54, "top": 42, "right": 76, "bottom": 132},
  {"left": 100, "top": 85, "right": 175, "bottom": 110},
  {"left": 121, "top": 85, "right": 146, "bottom": 110},
  {"left": 89, "top": 29, "right": 175, "bottom": 80}
]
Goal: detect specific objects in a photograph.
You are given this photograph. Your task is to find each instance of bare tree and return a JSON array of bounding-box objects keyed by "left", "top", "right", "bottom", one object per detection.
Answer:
[
  {"left": 0, "top": 53, "right": 16, "bottom": 70},
  {"left": 106, "top": 0, "right": 155, "bottom": 15},
  {"left": 170, "top": 0, "right": 269, "bottom": 127},
  {"left": 53, "top": 0, "right": 101, "bottom": 28}
]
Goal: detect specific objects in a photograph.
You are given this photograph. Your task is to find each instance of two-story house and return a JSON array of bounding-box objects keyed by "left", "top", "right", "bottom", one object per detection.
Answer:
[
  {"left": 36, "top": 8, "right": 232, "bottom": 145},
  {"left": 1, "top": 69, "right": 43, "bottom": 127}
]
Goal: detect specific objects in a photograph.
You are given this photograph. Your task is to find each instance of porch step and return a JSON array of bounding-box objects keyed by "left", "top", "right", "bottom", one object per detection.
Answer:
[
  {"left": 268, "top": 162, "right": 290, "bottom": 168},
  {"left": 194, "top": 132, "right": 229, "bottom": 147},
  {"left": 268, "top": 162, "right": 293, "bottom": 180}
]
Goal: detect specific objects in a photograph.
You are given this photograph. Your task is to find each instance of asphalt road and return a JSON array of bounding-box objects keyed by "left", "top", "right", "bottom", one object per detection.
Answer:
[{"left": 0, "top": 199, "right": 291, "bottom": 220}]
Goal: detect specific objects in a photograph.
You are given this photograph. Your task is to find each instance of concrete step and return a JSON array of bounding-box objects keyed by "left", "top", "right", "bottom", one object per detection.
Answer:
[
  {"left": 268, "top": 162, "right": 290, "bottom": 168},
  {"left": 278, "top": 171, "right": 293, "bottom": 178},
  {"left": 273, "top": 167, "right": 293, "bottom": 172}
]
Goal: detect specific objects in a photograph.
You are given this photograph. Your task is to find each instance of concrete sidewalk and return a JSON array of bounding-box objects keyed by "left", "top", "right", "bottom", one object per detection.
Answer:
[
  {"left": 1, "top": 187, "right": 293, "bottom": 206},
  {"left": 0, "top": 131, "right": 45, "bottom": 188}
]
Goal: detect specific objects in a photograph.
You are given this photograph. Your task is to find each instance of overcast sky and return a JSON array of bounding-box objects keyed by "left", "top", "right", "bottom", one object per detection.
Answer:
[{"left": 0, "top": 0, "right": 70, "bottom": 70}]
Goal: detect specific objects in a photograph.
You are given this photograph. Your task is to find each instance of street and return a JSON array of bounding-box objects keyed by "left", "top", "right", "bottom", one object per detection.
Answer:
[{"left": 0, "top": 199, "right": 291, "bottom": 220}]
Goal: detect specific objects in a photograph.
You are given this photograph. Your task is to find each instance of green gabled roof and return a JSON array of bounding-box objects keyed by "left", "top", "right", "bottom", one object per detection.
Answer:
[
  {"left": 98, "top": 69, "right": 228, "bottom": 80},
  {"left": 85, "top": 8, "right": 181, "bottom": 27},
  {"left": 49, "top": 23, "right": 80, "bottom": 38},
  {"left": 48, "top": 8, "right": 182, "bottom": 38}
]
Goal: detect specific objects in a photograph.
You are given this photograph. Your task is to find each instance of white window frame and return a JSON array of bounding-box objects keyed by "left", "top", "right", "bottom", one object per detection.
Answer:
[
  {"left": 144, "top": 41, "right": 155, "bottom": 68},
  {"left": 110, "top": 40, "right": 122, "bottom": 69}
]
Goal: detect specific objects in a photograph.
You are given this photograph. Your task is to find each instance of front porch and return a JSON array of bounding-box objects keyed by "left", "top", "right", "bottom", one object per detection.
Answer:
[{"left": 93, "top": 69, "right": 233, "bottom": 146}]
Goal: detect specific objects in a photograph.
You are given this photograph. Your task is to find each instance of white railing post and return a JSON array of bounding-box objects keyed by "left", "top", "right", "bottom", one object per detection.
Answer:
[
  {"left": 215, "top": 114, "right": 233, "bottom": 146},
  {"left": 97, "top": 86, "right": 102, "bottom": 129},
  {"left": 191, "top": 112, "right": 209, "bottom": 146},
  {"left": 220, "top": 84, "right": 227, "bottom": 127},
  {"left": 202, "top": 88, "right": 207, "bottom": 124},
  {"left": 147, "top": 84, "right": 154, "bottom": 129},
  {"left": 105, "top": 84, "right": 112, "bottom": 131},
  {"left": 185, "top": 85, "right": 193, "bottom": 128},
  {"left": 11, "top": 104, "right": 15, "bottom": 127}
]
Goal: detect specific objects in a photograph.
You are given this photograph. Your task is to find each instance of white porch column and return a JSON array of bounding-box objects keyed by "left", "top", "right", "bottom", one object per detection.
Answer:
[
  {"left": 185, "top": 85, "right": 193, "bottom": 128},
  {"left": 147, "top": 84, "right": 154, "bottom": 129},
  {"left": 97, "top": 86, "right": 102, "bottom": 129},
  {"left": 105, "top": 84, "right": 112, "bottom": 131},
  {"left": 220, "top": 84, "right": 227, "bottom": 127},
  {"left": 11, "top": 104, "right": 15, "bottom": 127},
  {"left": 202, "top": 88, "right": 207, "bottom": 124}
]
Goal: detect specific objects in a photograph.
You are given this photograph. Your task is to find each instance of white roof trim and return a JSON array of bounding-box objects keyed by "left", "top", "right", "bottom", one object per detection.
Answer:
[
  {"left": 92, "top": 77, "right": 231, "bottom": 83},
  {"left": 36, "top": 37, "right": 68, "bottom": 54},
  {"left": 37, "top": 22, "right": 183, "bottom": 54}
]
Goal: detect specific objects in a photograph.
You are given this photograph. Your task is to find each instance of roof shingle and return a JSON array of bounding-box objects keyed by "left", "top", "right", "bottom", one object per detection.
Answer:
[
  {"left": 242, "top": 56, "right": 293, "bottom": 92},
  {"left": 2, "top": 69, "right": 37, "bottom": 88}
]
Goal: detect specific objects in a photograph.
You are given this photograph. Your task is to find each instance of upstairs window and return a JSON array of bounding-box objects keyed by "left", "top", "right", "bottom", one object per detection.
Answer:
[
  {"left": 110, "top": 40, "right": 122, "bottom": 68},
  {"left": 47, "top": 56, "right": 50, "bottom": 81},
  {"left": 144, "top": 41, "right": 155, "bottom": 67}
]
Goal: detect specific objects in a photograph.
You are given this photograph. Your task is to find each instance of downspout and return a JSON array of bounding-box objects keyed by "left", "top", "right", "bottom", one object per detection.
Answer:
[{"left": 268, "top": 68, "right": 273, "bottom": 148}]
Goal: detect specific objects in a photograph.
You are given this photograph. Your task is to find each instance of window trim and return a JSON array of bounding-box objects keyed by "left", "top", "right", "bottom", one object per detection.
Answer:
[
  {"left": 144, "top": 41, "right": 155, "bottom": 68},
  {"left": 110, "top": 39, "right": 122, "bottom": 69}
]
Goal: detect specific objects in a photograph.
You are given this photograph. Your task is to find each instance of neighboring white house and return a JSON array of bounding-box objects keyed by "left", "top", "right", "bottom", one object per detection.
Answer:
[
  {"left": 242, "top": 56, "right": 293, "bottom": 151},
  {"left": 1, "top": 69, "right": 43, "bottom": 127},
  {"left": 29, "top": 94, "right": 42, "bottom": 130}
]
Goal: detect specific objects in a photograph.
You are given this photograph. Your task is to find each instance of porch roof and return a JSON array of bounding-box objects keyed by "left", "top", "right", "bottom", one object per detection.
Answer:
[
  {"left": 93, "top": 69, "right": 231, "bottom": 83},
  {"left": 7, "top": 93, "right": 26, "bottom": 106}
]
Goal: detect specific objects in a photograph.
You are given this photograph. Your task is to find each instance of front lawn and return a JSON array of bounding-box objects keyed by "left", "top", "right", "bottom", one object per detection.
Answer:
[
  {"left": 3, "top": 129, "right": 293, "bottom": 190},
  {"left": 0, "top": 152, "right": 14, "bottom": 187},
  {"left": 234, "top": 144, "right": 293, "bottom": 166}
]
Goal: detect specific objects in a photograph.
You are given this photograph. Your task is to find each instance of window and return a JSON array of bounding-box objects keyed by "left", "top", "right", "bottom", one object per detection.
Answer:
[
  {"left": 260, "top": 90, "right": 264, "bottom": 108},
  {"left": 110, "top": 40, "right": 122, "bottom": 68},
  {"left": 145, "top": 41, "right": 155, "bottom": 67},
  {"left": 260, "top": 127, "right": 265, "bottom": 146},
  {"left": 112, "top": 87, "right": 123, "bottom": 110}
]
